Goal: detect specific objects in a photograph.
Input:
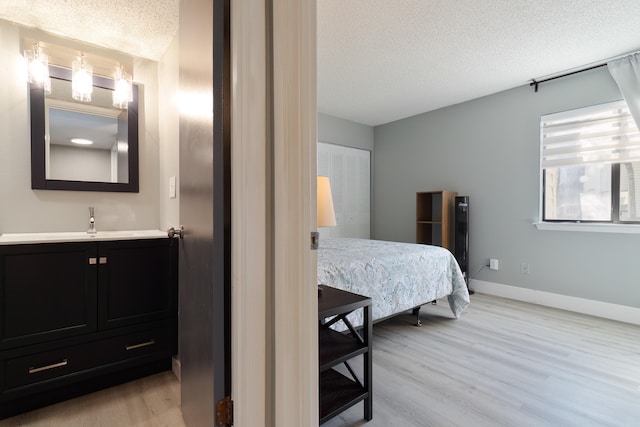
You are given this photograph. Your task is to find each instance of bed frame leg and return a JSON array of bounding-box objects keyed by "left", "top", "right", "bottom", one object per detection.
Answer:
[{"left": 412, "top": 306, "right": 422, "bottom": 327}]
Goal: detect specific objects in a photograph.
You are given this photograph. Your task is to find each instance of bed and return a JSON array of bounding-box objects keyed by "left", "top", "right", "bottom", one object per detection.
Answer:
[{"left": 317, "top": 237, "right": 470, "bottom": 326}]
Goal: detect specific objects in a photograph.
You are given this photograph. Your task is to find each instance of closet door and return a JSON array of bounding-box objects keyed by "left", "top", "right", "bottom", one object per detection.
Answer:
[{"left": 318, "top": 142, "right": 370, "bottom": 238}]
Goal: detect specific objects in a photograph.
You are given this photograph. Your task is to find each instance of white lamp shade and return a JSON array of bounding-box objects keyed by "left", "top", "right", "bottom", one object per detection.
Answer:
[{"left": 317, "top": 176, "right": 337, "bottom": 227}]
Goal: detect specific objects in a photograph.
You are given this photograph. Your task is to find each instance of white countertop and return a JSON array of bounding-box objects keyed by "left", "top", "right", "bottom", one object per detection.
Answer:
[{"left": 0, "top": 230, "right": 168, "bottom": 245}]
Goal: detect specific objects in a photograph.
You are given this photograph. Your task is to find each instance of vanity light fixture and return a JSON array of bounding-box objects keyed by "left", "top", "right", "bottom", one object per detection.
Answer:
[
  {"left": 72, "top": 54, "right": 93, "bottom": 102},
  {"left": 112, "top": 65, "right": 133, "bottom": 109},
  {"left": 24, "top": 43, "right": 51, "bottom": 94},
  {"left": 70, "top": 138, "right": 94, "bottom": 145}
]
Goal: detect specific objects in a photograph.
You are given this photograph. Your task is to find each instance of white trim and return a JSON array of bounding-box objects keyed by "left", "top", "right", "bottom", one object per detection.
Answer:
[
  {"left": 534, "top": 221, "right": 640, "bottom": 234},
  {"left": 171, "top": 356, "right": 181, "bottom": 381},
  {"left": 471, "top": 280, "right": 640, "bottom": 325}
]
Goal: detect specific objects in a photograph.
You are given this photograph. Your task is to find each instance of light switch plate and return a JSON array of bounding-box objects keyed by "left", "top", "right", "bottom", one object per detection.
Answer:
[{"left": 169, "top": 176, "right": 176, "bottom": 199}]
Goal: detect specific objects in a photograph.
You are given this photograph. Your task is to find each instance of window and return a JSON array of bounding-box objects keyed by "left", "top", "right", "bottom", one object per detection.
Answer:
[{"left": 541, "top": 100, "right": 640, "bottom": 223}]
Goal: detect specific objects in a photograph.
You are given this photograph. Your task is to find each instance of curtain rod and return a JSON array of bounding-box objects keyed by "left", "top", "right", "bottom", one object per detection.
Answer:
[
  {"left": 529, "top": 50, "right": 639, "bottom": 93},
  {"left": 529, "top": 63, "right": 607, "bottom": 92}
]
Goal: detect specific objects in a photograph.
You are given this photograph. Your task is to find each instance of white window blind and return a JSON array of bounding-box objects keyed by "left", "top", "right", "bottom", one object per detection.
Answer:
[{"left": 541, "top": 100, "right": 640, "bottom": 168}]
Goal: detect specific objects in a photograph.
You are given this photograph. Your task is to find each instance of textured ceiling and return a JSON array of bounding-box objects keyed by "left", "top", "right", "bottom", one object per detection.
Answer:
[
  {"left": 0, "top": 0, "right": 178, "bottom": 61},
  {"left": 318, "top": 0, "right": 640, "bottom": 126},
  {"left": 3, "top": 1, "right": 640, "bottom": 127}
]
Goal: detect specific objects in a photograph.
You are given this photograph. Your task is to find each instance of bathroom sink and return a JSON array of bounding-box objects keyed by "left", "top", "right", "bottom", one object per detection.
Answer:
[{"left": 0, "top": 230, "right": 167, "bottom": 245}]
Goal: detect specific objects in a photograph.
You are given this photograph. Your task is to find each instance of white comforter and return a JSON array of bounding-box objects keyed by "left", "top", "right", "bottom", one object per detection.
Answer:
[{"left": 318, "top": 238, "right": 470, "bottom": 325}]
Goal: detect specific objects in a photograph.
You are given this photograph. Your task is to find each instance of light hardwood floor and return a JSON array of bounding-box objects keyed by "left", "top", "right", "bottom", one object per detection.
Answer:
[
  {"left": 1, "top": 293, "right": 638, "bottom": 426},
  {"left": 0, "top": 371, "right": 185, "bottom": 427},
  {"left": 324, "top": 293, "right": 640, "bottom": 427}
]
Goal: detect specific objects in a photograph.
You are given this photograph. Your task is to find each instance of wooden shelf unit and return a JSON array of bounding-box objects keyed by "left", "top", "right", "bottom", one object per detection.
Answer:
[{"left": 416, "top": 190, "right": 457, "bottom": 251}]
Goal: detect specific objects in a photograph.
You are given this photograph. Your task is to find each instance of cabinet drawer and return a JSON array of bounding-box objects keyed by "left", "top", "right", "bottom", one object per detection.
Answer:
[{"left": 3, "top": 327, "right": 171, "bottom": 391}]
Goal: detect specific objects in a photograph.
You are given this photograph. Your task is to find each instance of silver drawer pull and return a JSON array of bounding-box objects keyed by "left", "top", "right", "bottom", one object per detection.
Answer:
[
  {"left": 89, "top": 257, "right": 97, "bottom": 265},
  {"left": 99, "top": 257, "right": 108, "bottom": 264},
  {"left": 29, "top": 359, "right": 68, "bottom": 374},
  {"left": 125, "top": 339, "right": 156, "bottom": 351}
]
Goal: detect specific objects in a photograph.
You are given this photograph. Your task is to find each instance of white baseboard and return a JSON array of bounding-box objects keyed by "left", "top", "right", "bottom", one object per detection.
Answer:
[
  {"left": 470, "top": 280, "right": 640, "bottom": 326},
  {"left": 172, "top": 356, "right": 181, "bottom": 381}
]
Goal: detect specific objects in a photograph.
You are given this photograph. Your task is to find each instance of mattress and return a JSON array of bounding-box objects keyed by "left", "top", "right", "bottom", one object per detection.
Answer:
[{"left": 317, "top": 237, "right": 470, "bottom": 326}]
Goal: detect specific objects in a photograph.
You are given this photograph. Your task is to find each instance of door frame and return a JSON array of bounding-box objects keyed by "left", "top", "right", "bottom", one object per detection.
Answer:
[
  {"left": 231, "top": 0, "right": 318, "bottom": 426},
  {"left": 230, "top": 0, "right": 267, "bottom": 425}
]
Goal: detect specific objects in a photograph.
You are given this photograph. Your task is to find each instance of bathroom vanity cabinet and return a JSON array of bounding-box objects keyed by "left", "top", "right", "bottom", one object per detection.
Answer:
[{"left": 0, "top": 237, "right": 177, "bottom": 418}]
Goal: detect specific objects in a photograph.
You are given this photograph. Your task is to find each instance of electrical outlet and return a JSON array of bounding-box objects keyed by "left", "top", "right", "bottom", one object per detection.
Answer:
[
  {"left": 520, "top": 263, "right": 530, "bottom": 274},
  {"left": 489, "top": 258, "right": 499, "bottom": 270}
]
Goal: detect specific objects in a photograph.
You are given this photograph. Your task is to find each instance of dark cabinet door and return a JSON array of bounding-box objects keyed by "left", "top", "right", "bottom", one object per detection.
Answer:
[
  {"left": 97, "top": 239, "right": 177, "bottom": 330},
  {"left": 0, "top": 243, "right": 98, "bottom": 349}
]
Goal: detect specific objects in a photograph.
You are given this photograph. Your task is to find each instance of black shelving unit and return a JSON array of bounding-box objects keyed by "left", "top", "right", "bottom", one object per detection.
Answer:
[{"left": 318, "top": 285, "right": 372, "bottom": 424}]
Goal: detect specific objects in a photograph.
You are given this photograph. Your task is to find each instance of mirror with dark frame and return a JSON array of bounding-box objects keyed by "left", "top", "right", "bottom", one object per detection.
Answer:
[{"left": 30, "top": 65, "right": 139, "bottom": 192}]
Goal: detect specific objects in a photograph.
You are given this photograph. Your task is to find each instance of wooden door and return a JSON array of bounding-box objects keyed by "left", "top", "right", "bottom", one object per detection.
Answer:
[{"left": 178, "top": 0, "right": 231, "bottom": 426}]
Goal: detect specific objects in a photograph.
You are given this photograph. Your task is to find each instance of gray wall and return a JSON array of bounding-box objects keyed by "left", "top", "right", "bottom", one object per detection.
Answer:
[
  {"left": 318, "top": 112, "right": 373, "bottom": 151},
  {"left": 49, "top": 145, "right": 112, "bottom": 182},
  {"left": 0, "top": 20, "right": 166, "bottom": 234},
  {"left": 374, "top": 67, "right": 640, "bottom": 309}
]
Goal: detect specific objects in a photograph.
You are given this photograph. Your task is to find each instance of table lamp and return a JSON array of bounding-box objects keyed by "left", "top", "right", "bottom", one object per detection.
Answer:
[
  {"left": 317, "top": 176, "right": 337, "bottom": 228},
  {"left": 317, "top": 176, "right": 336, "bottom": 295}
]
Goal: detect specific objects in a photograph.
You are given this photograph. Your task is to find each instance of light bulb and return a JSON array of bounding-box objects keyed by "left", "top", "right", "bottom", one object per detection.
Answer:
[
  {"left": 72, "top": 55, "right": 93, "bottom": 102},
  {"left": 113, "top": 66, "right": 133, "bottom": 109},
  {"left": 25, "top": 43, "right": 51, "bottom": 94}
]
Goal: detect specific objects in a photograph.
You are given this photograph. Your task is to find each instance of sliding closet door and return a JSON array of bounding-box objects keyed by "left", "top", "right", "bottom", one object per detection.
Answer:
[{"left": 318, "top": 142, "right": 371, "bottom": 238}]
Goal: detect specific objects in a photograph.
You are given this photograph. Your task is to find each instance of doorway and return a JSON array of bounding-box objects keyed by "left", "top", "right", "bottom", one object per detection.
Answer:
[{"left": 177, "top": 1, "right": 318, "bottom": 426}]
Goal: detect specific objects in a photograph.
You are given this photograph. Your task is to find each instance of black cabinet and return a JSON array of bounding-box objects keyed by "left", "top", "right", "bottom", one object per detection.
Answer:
[
  {"left": 318, "top": 285, "right": 372, "bottom": 424},
  {"left": 98, "top": 239, "right": 177, "bottom": 330},
  {"left": 0, "top": 242, "right": 98, "bottom": 349},
  {"left": 0, "top": 238, "right": 178, "bottom": 419}
]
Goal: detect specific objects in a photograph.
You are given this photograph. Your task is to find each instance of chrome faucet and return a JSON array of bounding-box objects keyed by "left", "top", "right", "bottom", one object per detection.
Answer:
[{"left": 88, "top": 207, "right": 97, "bottom": 234}]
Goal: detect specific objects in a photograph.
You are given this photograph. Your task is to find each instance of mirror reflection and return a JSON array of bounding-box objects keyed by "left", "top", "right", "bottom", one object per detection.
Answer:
[
  {"left": 46, "top": 78, "right": 129, "bottom": 183},
  {"left": 31, "top": 65, "right": 139, "bottom": 192}
]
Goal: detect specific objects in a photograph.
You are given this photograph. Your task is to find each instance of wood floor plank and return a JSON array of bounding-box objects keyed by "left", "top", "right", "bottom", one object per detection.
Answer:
[
  {"left": 1, "top": 293, "right": 638, "bottom": 426},
  {"left": 322, "top": 293, "right": 640, "bottom": 427},
  {"left": 0, "top": 371, "right": 184, "bottom": 427}
]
